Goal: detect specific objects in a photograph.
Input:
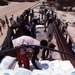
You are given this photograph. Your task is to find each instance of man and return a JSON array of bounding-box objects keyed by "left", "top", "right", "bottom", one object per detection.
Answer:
[
  {"left": 47, "top": 18, "right": 54, "bottom": 41},
  {"left": 0, "top": 19, "right": 3, "bottom": 36},
  {"left": 12, "top": 35, "right": 40, "bottom": 69},
  {"left": 40, "top": 39, "right": 56, "bottom": 60},
  {"left": 1, "top": 19, "right": 5, "bottom": 29},
  {"left": 9, "top": 15, "right": 15, "bottom": 25}
]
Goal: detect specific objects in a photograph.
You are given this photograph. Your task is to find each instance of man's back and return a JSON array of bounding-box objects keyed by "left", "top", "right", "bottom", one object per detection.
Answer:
[{"left": 12, "top": 36, "right": 40, "bottom": 47}]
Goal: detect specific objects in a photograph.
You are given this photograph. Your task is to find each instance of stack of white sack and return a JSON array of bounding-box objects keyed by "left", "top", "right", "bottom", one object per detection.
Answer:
[{"left": 0, "top": 56, "right": 75, "bottom": 75}]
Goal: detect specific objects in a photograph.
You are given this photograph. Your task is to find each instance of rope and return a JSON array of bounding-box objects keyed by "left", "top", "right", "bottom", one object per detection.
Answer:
[{"left": 0, "top": 45, "right": 75, "bottom": 58}]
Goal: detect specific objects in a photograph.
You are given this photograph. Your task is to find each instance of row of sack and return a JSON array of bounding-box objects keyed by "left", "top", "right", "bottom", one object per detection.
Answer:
[
  {"left": 0, "top": 55, "right": 74, "bottom": 70},
  {"left": 0, "top": 67, "right": 75, "bottom": 75},
  {"left": 0, "top": 56, "right": 75, "bottom": 75}
]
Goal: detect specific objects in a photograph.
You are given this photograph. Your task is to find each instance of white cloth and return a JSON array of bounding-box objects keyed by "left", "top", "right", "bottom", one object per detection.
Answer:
[
  {"left": 12, "top": 36, "right": 40, "bottom": 55},
  {"left": 12, "top": 36, "right": 40, "bottom": 47}
]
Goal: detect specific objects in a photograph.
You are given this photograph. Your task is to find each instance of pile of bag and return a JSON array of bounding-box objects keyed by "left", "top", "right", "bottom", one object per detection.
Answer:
[{"left": 0, "top": 56, "right": 75, "bottom": 75}]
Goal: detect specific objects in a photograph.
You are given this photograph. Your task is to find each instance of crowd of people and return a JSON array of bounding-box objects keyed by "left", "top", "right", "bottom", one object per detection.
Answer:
[
  {"left": 11, "top": 8, "right": 56, "bottom": 69},
  {"left": 1, "top": 4, "right": 56, "bottom": 69},
  {"left": 0, "top": 15, "right": 19, "bottom": 37}
]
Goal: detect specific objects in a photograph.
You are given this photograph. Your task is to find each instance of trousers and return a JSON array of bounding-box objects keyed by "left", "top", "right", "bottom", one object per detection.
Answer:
[{"left": 16, "top": 48, "right": 30, "bottom": 69}]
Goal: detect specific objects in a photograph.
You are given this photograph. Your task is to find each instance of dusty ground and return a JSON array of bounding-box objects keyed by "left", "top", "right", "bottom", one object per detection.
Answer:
[{"left": 0, "top": 1, "right": 39, "bottom": 45}]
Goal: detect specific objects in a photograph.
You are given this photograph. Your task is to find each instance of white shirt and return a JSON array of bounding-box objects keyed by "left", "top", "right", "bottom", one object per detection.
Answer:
[{"left": 12, "top": 36, "right": 40, "bottom": 48}]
